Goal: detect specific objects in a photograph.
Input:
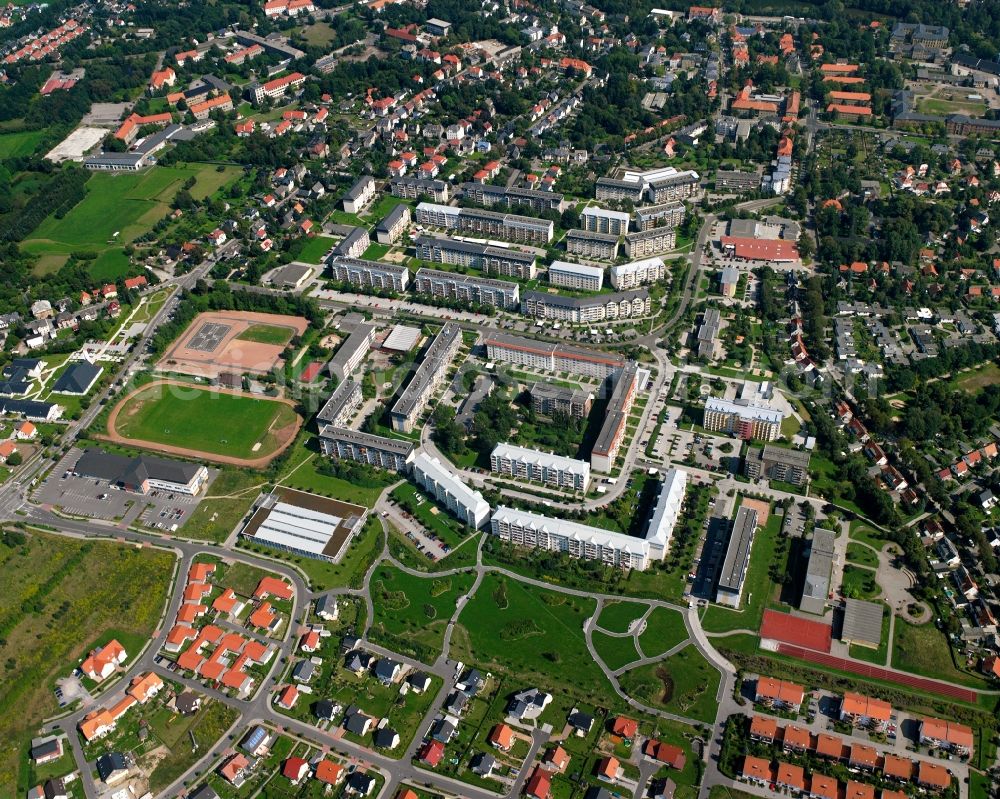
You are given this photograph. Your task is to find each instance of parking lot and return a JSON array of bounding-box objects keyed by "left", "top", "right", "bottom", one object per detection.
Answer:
[{"left": 35, "top": 448, "right": 214, "bottom": 528}]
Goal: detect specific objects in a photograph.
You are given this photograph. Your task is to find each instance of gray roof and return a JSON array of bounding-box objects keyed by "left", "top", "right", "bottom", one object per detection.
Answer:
[
  {"left": 391, "top": 323, "right": 462, "bottom": 420},
  {"left": 292, "top": 660, "right": 315, "bottom": 682},
  {"left": 327, "top": 325, "right": 374, "bottom": 379},
  {"left": 319, "top": 425, "right": 416, "bottom": 457},
  {"left": 332, "top": 227, "right": 370, "bottom": 257},
  {"left": 522, "top": 288, "right": 649, "bottom": 310},
  {"left": 718, "top": 506, "right": 758, "bottom": 593},
  {"left": 96, "top": 752, "right": 127, "bottom": 781},
  {"left": 74, "top": 449, "right": 202, "bottom": 489},
  {"left": 375, "top": 204, "right": 409, "bottom": 234},
  {"left": 841, "top": 598, "right": 884, "bottom": 647},
  {"left": 801, "top": 528, "right": 836, "bottom": 611},
  {"left": 52, "top": 361, "right": 102, "bottom": 394},
  {"left": 593, "top": 361, "right": 639, "bottom": 456},
  {"left": 344, "top": 711, "right": 371, "bottom": 734},
  {"left": 344, "top": 175, "right": 375, "bottom": 202}
]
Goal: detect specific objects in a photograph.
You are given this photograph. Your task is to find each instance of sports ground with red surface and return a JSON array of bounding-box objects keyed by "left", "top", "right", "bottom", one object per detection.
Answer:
[
  {"left": 760, "top": 609, "right": 833, "bottom": 652},
  {"left": 776, "top": 644, "right": 978, "bottom": 704}
]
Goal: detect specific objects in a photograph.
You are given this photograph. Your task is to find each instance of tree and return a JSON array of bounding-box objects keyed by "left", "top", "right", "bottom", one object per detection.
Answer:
[{"left": 6, "top": 451, "right": 23, "bottom": 466}]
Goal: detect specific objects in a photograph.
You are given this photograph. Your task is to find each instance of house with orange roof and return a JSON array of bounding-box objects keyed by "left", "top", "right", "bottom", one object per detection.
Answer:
[
  {"left": 781, "top": 724, "right": 811, "bottom": 753},
  {"left": 249, "top": 601, "right": 280, "bottom": 631},
  {"left": 844, "top": 781, "right": 874, "bottom": 799},
  {"left": 776, "top": 762, "right": 805, "bottom": 792},
  {"left": 610, "top": 716, "right": 638, "bottom": 738},
  {"left": 81, "top": 639, "right": 127, "bottom": 681},
  {"left": 316, "top": 760, "right": 344, "bottom": 785},
  {"left": 755, "top": 676, "right": 805, "bottom": 711},
  {"left": 809, "top": 773, "right": 838, "bottom": 799},
  {"left": 828, "top": 103, "right": 872, "bottom": 118},
  {"left": 983, "top": 653, "right": 1000, "bottom": 679},
  {"left": 821, "top": 62, "right": 859, "bottom": 74},
  {"left": 165, "top": 624, "right": 197, "bottom": 653},
  {"left": 277, "top": 684, "right": 298, "bottom": 709},
  {"left": 595, "top": 757, "right": 622, "bottom": 783},
  {"left": 919, "top": 717, "right": 974, "bottom": 756},
  {"left": 300, "top": 630, "right": 320, "bottom": 653},
  {"left": 283, "top": 757, "right": 309, "bottom": 784},
  {"left": 881, "top": 753, "right": 913, "bottom": 781},
  {"left": 254, "top": 577, "right": 293, "bottom": 601},
  {"left": 177, "top": 603, "right": 206, "bottom": 623},
  {"left": 489, "top": 723, "right": 515, "bottom": 751},
  {"left": 15, "top": 420, "right": 36, "bottom": 440},
  {"left": 814, "top": 732, "right": 845, "bottom": 759},
  {"left": 839, "top": 692, "right": 891, "bottom": 730},
  {"left": 543, "top": 746, "right": 570, "bottom": 772},
  {"left": 184, "top": 582, "right": 211, "bottom": 603},
  {"left": 917, "top": 761, "right": 951, "bottom": 790},
  {"left": 848, "top": 742, "right": 879, "bottom": 770},
  {"left": 643, "top": 740, "right": 686, "bottom": 770},
  {"left": 128, "top": 671, "right": 164, "bottom": 703},
  {"left": 212, "top": 588, "right": 244, "bottom": 616},
  {"left": 218, "top": 753, "right": 251, "bottom": 786},
  {"left": 740, "top": 756, "right": 771, "bottom": 785},
  {"left": 750, "top": 715, "right": 778, "bottom": 742},
  {"left": 149, "top": 67, "right": 176, "bottom": 92},
  {"left": 524, "top": 767, "right": 552, "bottom": 799}
]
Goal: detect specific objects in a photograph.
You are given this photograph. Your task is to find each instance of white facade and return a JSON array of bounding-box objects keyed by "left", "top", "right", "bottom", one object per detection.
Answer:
[
  {"left": 548, "top": 260, "right": 604, "bottom": 291},
  {"left": 581, "top": 206, "right": 631, "bottom": 236},
  {"left": 412, "top": 453, "right": 491, "bottom": 528},
  {"left": 609, "top": 257, "right": 666, "bottom": 290},
  {"left": 490, "top": 443, "right": 591, "bottom": 491}
]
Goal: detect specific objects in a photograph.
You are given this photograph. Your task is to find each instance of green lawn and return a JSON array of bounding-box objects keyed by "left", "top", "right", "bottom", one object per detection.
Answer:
[
  {"left": 846, "top": 543, "right": 879, "bottom": 568},
  {"left": 390, "top": 481, "right": 471, "bottom": 549},
  {"left": 362, "top": 242, "right": 392, "bottom": 260},
  {"left": 22, "top": 165, "right": 240, "bottom": 280},
  {"left": 0, "top": 129, "right": 45, "bottom": 158},
  {"left": 891, "top": 619, "right": 992, "bottom": 689},
  {"left": 113, "top": 384, "right": 299, "bottom": 459},
  {"left": 849, "top": 522, "right": 887, "bottom": 551},
  {"left": 840, "top": 564, "right": 880, "bottom": 600},
  {"left": 592, "top": 631, "right": 642, "bottom": 671},
  {"left": 369, "top": 564, "right": 475, "bottom": 662},
  {"left": 949, "top": 362, "right": 1000, "bottom": 394},
  {"left": 637, "top": 607, "right": 689, "bottom": 658},
  {"left": 296, "top": 235, "right": 338, "bottom": 264},
  {"left": 701, "top": 507, "right": 781, "bottom": 633},
  {"left": 278, "top": 437, "right": 392, "bottom": 508},
  {"left": 452, "top": 574, "right": 611, "bottom": 702},
  {"left": 146, "top": 699, "right": 240, "bottom": 792},
  {"left": 2, "top": 531, "right": 174, "bottom": 799},
  {"left": 235, "top": 323, "right": 294, "bottom": 346},
  {"left": 181, "top": 469, "right": 265, "bottom": 542},
  {"left": 618, "top": 646, "right": 721, "bottom": 724},
  {"left": 596, "top": 600, "right": 649, "bottom": 633}
]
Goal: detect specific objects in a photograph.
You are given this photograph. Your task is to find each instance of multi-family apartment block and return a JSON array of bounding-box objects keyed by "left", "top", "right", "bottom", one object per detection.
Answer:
[
  {"left": 490, "top": 443, "right": 591, "bottom": 491},
  {"left": 548, "top": 261, "right": 604, "bottom": 291},
  {"left": 704, "top": 388, "right": 783, "bottom": 441},
  {"left": 316, "top": 379, "right": 363, "bottom": 426},
  {"left": 744, "top": 445, "right": 810, "bottom": 485},
  {"left": 565, "top": 229, "right": 619, "bottom": 260},
  {"left": 327, "top": 324, "right": 375, "bottom": 382},
  {"left": 609, "top": 257, "right": 666, "bottom": 290},
  {"left": 521, "top": 289, "right": 651, "bottom": 323},
  {"left": 342, "top": 175, "right": 376, "bottom": 214},
  {"left": 331, "top": 227, "right": 370, "bottom": 259},
  {"left": 461, "top": 183, "right": 564, "bottom": 213},
  {"left": 415, "top": 235, "right": 536, "bottom": 279},
  {"left": 390, "top": 176, "right": 450, "bottom": 202},
  {"left": 375, "top": 204, "right": 410, "bottom": 244},
  {"left": 623, "top": 227, "right": 677, "bottom": 258},
  {"left": 633, "top": 202, "right": 686, "bottom": 231},
  {"left": 328, "top": 257, "right": 409, "bottom": 292},
  {"left": 485, "top": 333, "right": 625, "bottom": 379},
  {"left": 415, "top": 203, "right": 553, "bottom": 244},
  {"left": 591, "top": 361, "right": 639, "bottom": 473},
  {"left": 319, "top": 425, "right": 415, "bottom": 472},
  {"left": 413, "top": 268, "right": 520, "bottom": 309},
  {"left": 581, "top": 206, "right": 630, "bottom": 236},
  {"left": 412, "top": 453, "right": 490, "bottom": 528},
  {"left": 390, "top": 323, "right": 462, "bottom": 432},
  {"left": 530, "top": 382, "right": 593, "bottom": 419}
]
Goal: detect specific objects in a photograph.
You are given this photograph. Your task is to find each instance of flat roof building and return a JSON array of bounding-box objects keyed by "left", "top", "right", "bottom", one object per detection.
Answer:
[
  {"left": 415, "top": 235, "right": 536, "bottom": 280},
  {"left": 548, "top": 261, "right": 604, "bottom": 291},
  {"left": 609, "top": 257, "right": 666, "bottom": 290},
  {"left": 327, "top": 324, "right": 374, "bottom": 382},
  {"left": 73, "top": 449, "right": 208, "bottom": 496},
  {"left": 240, "top": 487, "right": 368, "bottom": 562},
  {"left": 414, "top": 268, "right": 520, "bottom": 310},
  {"left": 716, "top": 505, "right": 759, "bottom": 606},
  {"left": 328, "top": 256, "right": 409, "bottom": 292},
  {"left": 521, "top": 289, "right": 651, "bottom": 324},
  {"left": 530, "top": 382, "right": 593, "bottom": 419},
  {"left": 485, "top": 333, "right": 625, "bottom": 379},
  {"left": 581, "top": 206, "right": 630, "bottom": 236},
  {"left": 318, "top": 425, "right": 415, "bottom": 472},
  {"left": 634, "top": 202, "right": 685, "bottom": 232},
  {"left": 744, "top": 444, "right": 810, "bottom": 486},
  {"left": 704, "top": 395, "right": 783, "bottom": 441},
  {"left": 800, "top": 527, "right": 835, "bottom": 615},
  {"left": 565, "top": 229, "right": 619, "bottom": 260},
  {"left": 841, "top": 598, "right": 884, "bottom": 648},
  {"left": 491, "top": 443, "right": 591, "bottom": 491},
  {"left": 390, "top": 323, "right": 462, "bottom": 432},
  {"left": 412, "top": 453, "right": 490, "bottom": 528}
]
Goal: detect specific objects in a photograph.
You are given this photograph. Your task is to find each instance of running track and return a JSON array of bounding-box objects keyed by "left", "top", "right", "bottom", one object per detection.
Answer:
[{"left": 776, "top": 644, "right": 979, "bottom": 703}]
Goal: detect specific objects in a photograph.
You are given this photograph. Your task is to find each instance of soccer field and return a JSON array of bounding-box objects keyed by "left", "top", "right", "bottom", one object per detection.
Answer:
[
  {"left": 23, "top": 164, "right": 240, "bottom": 279},
  {"left": 111, "top": 383, "right": 299, "bottom": 460}
]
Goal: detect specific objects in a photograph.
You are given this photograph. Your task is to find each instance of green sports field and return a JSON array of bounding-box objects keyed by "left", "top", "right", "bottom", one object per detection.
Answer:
[
  {"left": 23, "top": 164, "right": 240, "bottom": 280},
  {"left": 112, "top": 383, "right": 299, "bottom": 459},
  {"left": 236, "top": 323, "right": 294, "bottom": 346}
]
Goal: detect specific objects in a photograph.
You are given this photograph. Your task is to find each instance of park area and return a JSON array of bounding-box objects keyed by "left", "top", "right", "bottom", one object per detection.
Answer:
[
  {"left": 107, "top": 379, "right": 301, "bottom": 465},
  {"left": 22, "top": 164, "right": 240, "bottom": 280},
  {"left": 0, "top": 529, "right": 175, "bottom": 799}
]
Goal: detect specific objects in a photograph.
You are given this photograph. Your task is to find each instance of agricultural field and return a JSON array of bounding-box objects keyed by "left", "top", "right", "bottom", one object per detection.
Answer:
[
  {"left": 368, "top": 565, "right": 476, "bottom": 662},
  {"left": 22, "top": 165, "right": 240, "bottom": 280},
  {"left": 451, "top": 574, "right": 611, "bottom": 703},
  {"left": 0, "top": 529, "right": 174, "bottom": 799},
  {"left": 110, "top": 383, "right": 299, "bottom": 460}
]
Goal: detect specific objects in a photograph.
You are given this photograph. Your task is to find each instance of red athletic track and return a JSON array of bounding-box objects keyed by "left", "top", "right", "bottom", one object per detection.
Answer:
[
  {"left": 776, "top": 644, "right": 979, "bottom": 703},
  {"left": 760, "top": 609, "right": 833, "bottom": 653}
]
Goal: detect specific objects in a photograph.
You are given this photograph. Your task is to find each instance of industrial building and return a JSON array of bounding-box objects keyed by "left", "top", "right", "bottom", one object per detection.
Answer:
[
  {"left": 412, "top": 453, "right": 491, "bottom": 528},
  {"left": 490, "top": 443, "right": 591, "bottom": 491},
  {"left": 390, "top": 323, "right": 462, "bottom": 432}
]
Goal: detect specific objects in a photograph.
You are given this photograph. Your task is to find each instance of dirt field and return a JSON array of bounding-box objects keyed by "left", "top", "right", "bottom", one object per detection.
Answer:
[
  {"left": 103, "top": 379, "right": 301, "bottom": 467},
  {"left": 157, "top": 310, "right": 309, "bottom": 379},
  {"left": 741, "top": 496, "right": 770, "bottom": 525}
]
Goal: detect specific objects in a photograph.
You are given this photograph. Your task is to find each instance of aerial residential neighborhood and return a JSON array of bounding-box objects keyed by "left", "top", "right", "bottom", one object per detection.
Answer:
[{"left": 4, "top": 2, "right": 1000, "bottom": 799}]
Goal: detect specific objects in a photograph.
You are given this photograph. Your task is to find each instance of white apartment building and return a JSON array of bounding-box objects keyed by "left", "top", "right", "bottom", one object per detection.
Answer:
[
  {"left": 412, "top": 453, "right": 491, "bottom": 528},
  {"left": 581, "top": 206, "right": 631, "bottom": 236},
  {"left": 484, "top": 333, "right": 625, "bottom": 379},
  {"left": 609, "top": 257, "right": 666, "bottom": 289},
  {"left": 490, "top": 443, "right": 591, "bottom": 491},
  {"left": 547, "top": 261, "right": 604, "bottom": 291},
  {"left": 328, "top": 257, "right": 409, "bottom": 292}
]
